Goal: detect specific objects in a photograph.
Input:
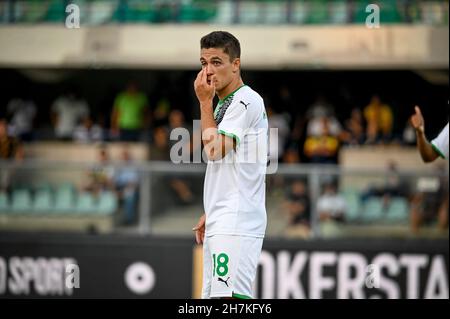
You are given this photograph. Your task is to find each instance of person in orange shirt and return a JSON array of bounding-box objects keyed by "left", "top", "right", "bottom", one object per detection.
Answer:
[{"left": 363, "top": 95, "right": 393, "bottom": 144}]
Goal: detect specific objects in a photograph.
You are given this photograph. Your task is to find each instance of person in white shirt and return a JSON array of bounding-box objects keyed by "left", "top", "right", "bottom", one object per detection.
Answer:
[
  {"left": 7, "top": 97, "right": 37, "bottom": 141},
  {"left": 192, "top": 31, "right": 268, "bottom": 299},
  {"left": 410, "top": 106, "right": 449, "bottom": 162},
  {"left": 51, "top": 91, "right": 89, "bottom": 140}
]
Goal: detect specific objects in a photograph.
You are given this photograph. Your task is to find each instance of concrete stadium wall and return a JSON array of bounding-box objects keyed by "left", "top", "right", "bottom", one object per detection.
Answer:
[{"left": 0, "top": 25, "right": 448, "bottom": 69}]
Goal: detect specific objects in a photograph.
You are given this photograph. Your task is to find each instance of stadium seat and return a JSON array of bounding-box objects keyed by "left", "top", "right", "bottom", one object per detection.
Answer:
[
  {"left": 76, "top": 192, "right": 96, "bottom": 214},
  {"left": 98, "top": 191, "right": 118, "bottom": 215},
  {"left": 386, "top": 197, "right": 409, "bottom": 223},
  {"left": 0, "top": 192, "right": 9, "bottom": 212},
  {"left": 306, "top": 0, "right": 329, "bottom": 24},
  {"left": 264, "top": 1, "right": 288, "bottom": 25},
  {"left": 14, "top": 0, "right": 49, "bottom": 23},
  {"left": 86, "top": 0, "right": 117, "bottom": 25},
  {"left": 33, "top": 189, "right": 53, "bottom": 213},
  {"left": 421, "top": 1, "right": 447, "bottom": 25},
  {"left": 378, "top": 0, "right": 402, "bottom": 23},
  {"left": 291, "top": 0, "right": 308, "bottom": 24},
  {"left": 11, "top": 189, "right": 33, "bottom": 213},
  {"left": 329, "top": 1, "right": 349, "bottom": 24},
  {"left": 43, "top": 0, "right": 65, "bottom": 22},
  {"left": 54, "top": 183, "right": 75, "bottom": 213},
  {"left": 212, "top": 0, "right": 235, "bottom": 24},
  {"left": 361, "top": 197, "right": 384, "bottom": 222},
  {"left": 238, "top": 1, "right": 262, "bottom": 24},
  {"left": 341, "top": 188, "right": 361, "bottom": 222}
]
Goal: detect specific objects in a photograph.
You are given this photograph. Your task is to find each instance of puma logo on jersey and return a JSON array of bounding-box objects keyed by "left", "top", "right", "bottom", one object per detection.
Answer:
[
  {"left": 218, "top": 277, "right": 230, "bottom": 287},
  {"left": 240, "top": 101, "right": 250, "bottom": 109}
]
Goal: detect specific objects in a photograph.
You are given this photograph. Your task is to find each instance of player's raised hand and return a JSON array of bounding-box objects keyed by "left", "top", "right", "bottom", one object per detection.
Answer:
[
  {"left": 194, "top": 68, "right": 215, "bottom": 105},
  {"left": 410, "top": 106, "right": 425, "bottom": 133},
  {"left": 192, "top": 213, "right": 206, "bottom": 245}
]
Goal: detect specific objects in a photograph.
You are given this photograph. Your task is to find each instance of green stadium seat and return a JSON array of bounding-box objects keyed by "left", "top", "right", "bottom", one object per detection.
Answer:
[
  {"left": 421, "top": 1, "right": 447, "bottom": 25},
  {"left": 11, "top": 189, "right": 33, "bottom": 212},
  {"left": 15, "top": 0, "right": 49, "bottom": 23},
  {"left": 0, "top": 192, "right": 9, "bottom": 212},
  {"left": 44, "top": 0, "right": 65, "bottom": 22},
  {"left": 212, "top": 0, "right": 235, "bottom": 24},
  {"left": 378, "top": 0, "right": 402, "bottom": 23},
  {"left": 76, "top": 192, "right": 96, "bottom": 214},
  {"left": 329, "top": 1, "right": 349, "bottom": 24},
  {"left": 306, "top": 0, "right": 329, "bottom": 24},
  {"left": 264, "top": 1, "right": 288, "bottom": 25},
  {"left": 386, "top": 197, "right": 409, "bottom": 223},
  {"left": 238, "top": 1, "right": 262, "bottom": 24},
  {"left": 86, "top": 0, "right": 117, "bottom": 25},
  {"left": 291, "top": 0, "right": 308, "bottom": 24},
  {"left": 341, "top": 188, "right": 361, "bottom": 222},
  {"left": 362, "top": 197, "right": 384, "bottom": 222},
  {"left": 98, "top": 191, "right": 118, "bottom": 215},
  {"left": 54, "top": 184, "right": 75, "bottom": 212},
  {"left": 33, "top": 189, "right": 53, "bottom": 213}
]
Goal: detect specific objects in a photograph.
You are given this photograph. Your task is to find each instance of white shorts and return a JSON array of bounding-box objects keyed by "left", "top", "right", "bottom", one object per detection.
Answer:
[{"left": 201, "top": 234, "right": 263, "bottom": 299}]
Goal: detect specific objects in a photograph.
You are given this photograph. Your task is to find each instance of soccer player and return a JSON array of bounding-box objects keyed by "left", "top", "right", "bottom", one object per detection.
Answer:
[
  {"left": 410, "top": 106, "right": 449, "bottom": 162},
  {"left": 192, "top": 31, "right": 268, "bottom": 299}
]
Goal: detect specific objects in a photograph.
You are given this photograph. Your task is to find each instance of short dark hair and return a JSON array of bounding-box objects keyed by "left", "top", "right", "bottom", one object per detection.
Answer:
[{"left": 200, "top": 31, "right": 241, "bottom": 61}]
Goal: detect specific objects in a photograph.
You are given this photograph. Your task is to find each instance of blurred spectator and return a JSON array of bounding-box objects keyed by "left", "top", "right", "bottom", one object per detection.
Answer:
[
  {"left": 343, "top": 108, "right": 366, "bottom": 145},
  {"left": 317, "top": 180, "right": 347, "bottom": 223},
  {"left": 306, "top": 95, "right": 335, "bottom": 120},
  {"left": 149, "top": 126, "right": 171, "bottom": 161},
  {"left": 360, "top": 160, "right": 410, "bottom": 209},
  {"left": 73, "top": 116, "right": 104, "bottom": 143},
  {"left": 303, "top": 117, "right": 340, "bottom": 164},
  {"left": 268, "top": 105, "right": 290, "bottom": 162},
  {"left": 111, "top": 81, "right": 150, "bottom": 142},
  {"left": 150, "top": 126, "right": 194, "bottom": 204},
  {"left": 51, "top": 89, "right": 90, "bottom": 141},
  {"left": 402, "top": 119, "right": 417, "bottom": 146},
  {"left": 84, "top": 145, "right": 115, "bottom": 195},
  {"left": 114, "top": 146, "right": 139, "bottom": 225},
  {"left": 317, "top": 180, "right": 347, "bottom": 238},
  {"left": 410, "top": 164, "right": 448, "bottom": 234},
  {"left": 279, "top": 86, "right": 296, "bottom": 117},
  {"left": 282, "top": 146, "right": 300, "bottom": 164},
  {"left": 363, "top": 95, "right": 393, "bottom": 144},
  {"left": 0, "top": 118, "right": 24, "bottom": 192},
  {"left": 283, "top": 180, "right": 311, "bottom": 238},
  {"left": 153, "top": 95, "right": 172, "bottom": 127},
  {"left": 6, "top": 96, "right": 37, "bottom": 142}
]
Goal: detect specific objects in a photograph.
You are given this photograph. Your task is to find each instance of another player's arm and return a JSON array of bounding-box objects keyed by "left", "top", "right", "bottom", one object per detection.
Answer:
[
  {"left": 410, "top": 106, "right": 439, "bottom": 163},
  {"left": 194, "top": 69, "right": 235, "bottom": 161}
]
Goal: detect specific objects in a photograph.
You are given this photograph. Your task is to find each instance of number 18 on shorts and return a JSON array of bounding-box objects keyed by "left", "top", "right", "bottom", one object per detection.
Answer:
[{"left": 202, "top": 234, "right": 263, "bottom": 299}]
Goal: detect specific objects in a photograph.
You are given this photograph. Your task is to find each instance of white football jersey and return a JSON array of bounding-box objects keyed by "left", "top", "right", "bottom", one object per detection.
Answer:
[
  {"left": 203, "top": 85, "right": 268, "bottom": 238},
  {"left": 431, "top": 122, "right": 449, "bottom": 159}
]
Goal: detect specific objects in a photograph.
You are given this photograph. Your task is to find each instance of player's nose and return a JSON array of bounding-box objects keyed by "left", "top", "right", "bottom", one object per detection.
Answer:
[{"left": 206, "top": 65, "right": 214, "bottom": 76}]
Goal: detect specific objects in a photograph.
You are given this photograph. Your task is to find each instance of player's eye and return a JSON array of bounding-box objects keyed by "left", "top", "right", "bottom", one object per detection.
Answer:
[{"left": 213, "top": 61, "right": 221, "bottom": 66}]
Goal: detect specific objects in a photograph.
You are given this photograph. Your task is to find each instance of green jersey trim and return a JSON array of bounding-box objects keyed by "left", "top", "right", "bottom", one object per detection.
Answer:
[
  {"left": 218, "top": 129, "right": 240, "bottom": 146},
  {"left": 214, "top": 84, "right": 247, "bottom": 118},
  {"left": 232, "top": 293, "right": 252, "bottom": 299},
  {"left": 431, "top": 143, "right": 446, "bottom": 159}
]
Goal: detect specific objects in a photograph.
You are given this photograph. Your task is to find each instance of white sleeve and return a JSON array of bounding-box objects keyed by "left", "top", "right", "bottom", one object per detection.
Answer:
[
  {"left": 217, "top": 101, "right": 248, "bottom": 145},
  {"left": 431, "top": 123, "right": 449, "bottom": 159}
]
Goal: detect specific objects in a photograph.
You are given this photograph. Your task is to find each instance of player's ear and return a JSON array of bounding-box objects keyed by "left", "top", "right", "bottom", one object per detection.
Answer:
[{"left": 232, "top": 58, "right": 240, "bottom": 73}]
